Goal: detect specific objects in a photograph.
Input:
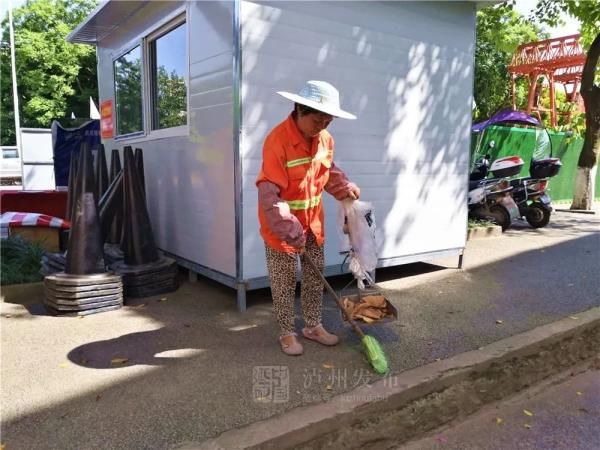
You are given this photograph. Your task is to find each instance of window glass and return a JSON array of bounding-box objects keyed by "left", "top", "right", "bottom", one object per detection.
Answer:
[
  {"left": 151, "top": 22, "right": 187, "bottom": 130},
  {"left": 114, "top": 46, "right": 143, "bottom": 135},
  {"left": 2, "top": 148, "right": 19, "bottom": 159}
]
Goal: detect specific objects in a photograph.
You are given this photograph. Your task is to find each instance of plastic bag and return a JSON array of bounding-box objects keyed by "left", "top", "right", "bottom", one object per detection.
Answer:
[{"left": 337, "top": 199, "right": 378, "bottom": 288}]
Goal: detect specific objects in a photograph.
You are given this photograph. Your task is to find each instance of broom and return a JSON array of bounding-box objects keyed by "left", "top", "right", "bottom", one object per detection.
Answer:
[{"left": 303, "top": 252, "right": 389, "bottom": 374}]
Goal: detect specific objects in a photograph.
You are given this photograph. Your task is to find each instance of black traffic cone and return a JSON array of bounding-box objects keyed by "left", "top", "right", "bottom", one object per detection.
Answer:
[
  {"left": 99, "top": 169, "right": 123, "bottom": 244},
  {"left": 65, "top": 143, "right": 105, "bottom": 275},
  {"left": 134, "top": 147, "right": 146, "bottom": 201},
  {"left": 107, "top": 149, "right": 123, "bottom": 245},
  {"left": 122, "top": 146, "right": 159, "bottom": 265},
  {"left": 95, "top": 144, "right": 109, "bottom": 204},
  {"left": 65, "top": 151, "right": 79, "bottom": 222}
]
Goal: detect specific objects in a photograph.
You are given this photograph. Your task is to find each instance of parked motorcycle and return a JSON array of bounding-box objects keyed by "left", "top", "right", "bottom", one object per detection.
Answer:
[
  {"left": 468, "top": 154, "right": 523, "bottom": 231},
  {"left": 509, "top": 157, "right": 562, "bottom": 228},
  {"left": 471, "top": 109, "right": 562, "bottom": 229}
]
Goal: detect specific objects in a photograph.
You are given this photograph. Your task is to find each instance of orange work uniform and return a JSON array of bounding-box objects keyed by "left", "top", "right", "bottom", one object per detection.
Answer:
[{"left": 256, "top": 114, "right": 335, "bottom": 253}]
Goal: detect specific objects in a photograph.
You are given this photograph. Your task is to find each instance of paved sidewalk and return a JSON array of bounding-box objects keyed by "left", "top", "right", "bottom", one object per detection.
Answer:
[{"left": 1, "top": 209, "right": 599, "bottom": 449}]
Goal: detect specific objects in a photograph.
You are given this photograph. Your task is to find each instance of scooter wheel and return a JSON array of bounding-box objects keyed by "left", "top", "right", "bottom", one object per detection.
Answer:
[
  {"left": 489, "top": 205, "right": 511, "bottom": 232},
  {"left": 526, "top": 203, "right": 551, "bottom": 228}
]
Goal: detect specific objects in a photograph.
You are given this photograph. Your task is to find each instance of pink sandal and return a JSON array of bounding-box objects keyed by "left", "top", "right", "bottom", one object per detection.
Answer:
[
  {"left": 279, "top": 333, "right": 303, "bottom": 356},
  {"left": 302, "top": 324, "right": 339, "bottom": 346}
]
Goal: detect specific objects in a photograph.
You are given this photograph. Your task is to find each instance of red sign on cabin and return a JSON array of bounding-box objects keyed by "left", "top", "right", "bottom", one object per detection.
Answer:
[{"left": 100, "top": 99, "right": 114, "bottom": 139}]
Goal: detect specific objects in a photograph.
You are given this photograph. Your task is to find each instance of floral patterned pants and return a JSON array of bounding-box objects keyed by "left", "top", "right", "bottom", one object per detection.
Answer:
[{"left": 265, "top": 233, "right": 324, "bottom": 335}]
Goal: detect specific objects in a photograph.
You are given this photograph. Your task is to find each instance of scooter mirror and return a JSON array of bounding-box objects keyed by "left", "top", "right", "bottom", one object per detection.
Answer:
[{"left": 488, "top": 140, "right": 495, "bottom": 149}]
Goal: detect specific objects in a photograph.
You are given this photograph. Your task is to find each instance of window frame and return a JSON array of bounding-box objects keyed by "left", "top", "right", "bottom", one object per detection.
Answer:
[
  {"left": 145, "top": 14, "right": 189, "bottom": 138},
  {"left": 111, "top": 7, "right": 189, "bottom": 142},
  {"left": 112, "top": 42, "right": 146, "bottom": 140}
]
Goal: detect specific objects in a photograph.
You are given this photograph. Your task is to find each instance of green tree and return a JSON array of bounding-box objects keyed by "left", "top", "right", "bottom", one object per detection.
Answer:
[
  {"left": 156, "top": 66, "right": 187, "bottom": 129},
  {"left": 474, "top": 3, "right": 546, "bottom": 120},
  {"left": 114, "top": 49, "right": 142, "bottom": 135},
  {"left": 0, "top": 0, "right": 98, "bottom": 145},
  {"left": 533, "top": 0, "right": 600, "bottom": 210}
]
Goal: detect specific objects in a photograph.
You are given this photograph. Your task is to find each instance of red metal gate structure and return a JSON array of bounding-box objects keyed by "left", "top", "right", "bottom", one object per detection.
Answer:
[{"left": 508, "top": 34, "right": 587, "bottom": 127}]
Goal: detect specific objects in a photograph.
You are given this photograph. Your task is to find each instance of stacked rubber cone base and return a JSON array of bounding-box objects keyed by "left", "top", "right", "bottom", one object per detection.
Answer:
[
  {"left": 41, "top": 252, "right": 67, "bottom": 276},
  {"left": 111, "top": 256, "right": 178, "bottom": 298},
  {"left": 41, "top": 245, "right": 125, "bottom": 276},
  {"left": 43, "top": 273, "right": 123, "bottom": 316}
]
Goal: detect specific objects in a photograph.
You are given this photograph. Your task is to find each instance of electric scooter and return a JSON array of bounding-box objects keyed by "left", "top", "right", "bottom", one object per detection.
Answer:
[
  {"left": 468, "top": 154, "right": 523, "bottom": 231},
  {"left": 471, "top": 108, "right": 562, "bottom": 230},
  {"left": 509, "top": 157, "right": 562, "bottom": 228}
]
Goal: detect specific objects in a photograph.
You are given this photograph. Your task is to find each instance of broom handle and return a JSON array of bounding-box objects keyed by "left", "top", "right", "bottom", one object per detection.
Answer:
[{"left": 302, "top": 251, "right": 365, "bottom": 338}]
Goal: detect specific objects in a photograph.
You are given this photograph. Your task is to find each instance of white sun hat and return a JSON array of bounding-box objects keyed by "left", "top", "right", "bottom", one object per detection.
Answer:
[{"left": 277, "top": 80, "right": 357, "bottom": 120}]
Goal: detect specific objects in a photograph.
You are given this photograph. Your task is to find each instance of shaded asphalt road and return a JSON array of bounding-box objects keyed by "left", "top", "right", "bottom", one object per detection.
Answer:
[
  {"left": 400, "top": 368, "right": 600, "bottom": 450},
  {"left": 1, "top": 208, "right": 599, "bottom": 449}
]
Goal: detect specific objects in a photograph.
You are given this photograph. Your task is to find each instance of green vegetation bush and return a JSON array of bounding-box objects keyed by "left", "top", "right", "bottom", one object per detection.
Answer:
[
  {"left": 0, "top": 236, "right": 44, "bottom": 285},
  {"left": 468, "top": 218, "right": 496, "bottom": 229}
]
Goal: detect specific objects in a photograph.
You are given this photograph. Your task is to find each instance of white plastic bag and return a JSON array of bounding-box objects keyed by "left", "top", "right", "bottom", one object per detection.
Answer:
[{"left": 337, "top": 199, "right": 378, "bottom": 288}]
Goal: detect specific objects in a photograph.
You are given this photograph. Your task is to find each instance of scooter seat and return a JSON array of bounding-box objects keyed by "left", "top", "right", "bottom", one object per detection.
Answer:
[
  {"left": 510, "top": 177, "right": 530, "bottom": 188},
  {"left": 469, "top": 180, "right": 482, "bottom": 190}
]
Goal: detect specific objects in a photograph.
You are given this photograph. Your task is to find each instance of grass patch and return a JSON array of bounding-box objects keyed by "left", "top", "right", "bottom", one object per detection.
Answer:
[
  {"left": 468, "top": 218, "right": 496, "bottom": 229},
  {"left": 1, "top": 236, "right": 45, "bottom": 285}
]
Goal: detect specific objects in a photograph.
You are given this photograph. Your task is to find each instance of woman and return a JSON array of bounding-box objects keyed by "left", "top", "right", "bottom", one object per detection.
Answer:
[{"left": 256, "top": 80, "right": 361, "bottom": 355}]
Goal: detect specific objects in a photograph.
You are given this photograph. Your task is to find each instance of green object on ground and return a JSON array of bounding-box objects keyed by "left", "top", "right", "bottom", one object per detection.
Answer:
[{"left": 361, "top": 334, "right": 389, "bottom": 374}]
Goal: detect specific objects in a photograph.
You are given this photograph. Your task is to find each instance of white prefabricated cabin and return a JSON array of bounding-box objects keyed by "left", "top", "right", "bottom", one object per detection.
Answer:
[{"left": 69, "top": 0, "right": 488, "bottom": 311}]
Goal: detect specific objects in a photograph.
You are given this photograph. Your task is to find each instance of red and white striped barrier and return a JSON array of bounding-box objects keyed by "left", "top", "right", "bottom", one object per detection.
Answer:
[{"left": 1, "top": 211, "right": 70, "bottom": 239}]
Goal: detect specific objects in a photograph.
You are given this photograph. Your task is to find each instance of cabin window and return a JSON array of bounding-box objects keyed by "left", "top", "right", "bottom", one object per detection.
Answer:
[
  {"left": 113, "top": 46, "right": 143, "bottom": 136},
  {"left": 148, "top": 19, "right": 187, "bottom": 130}
]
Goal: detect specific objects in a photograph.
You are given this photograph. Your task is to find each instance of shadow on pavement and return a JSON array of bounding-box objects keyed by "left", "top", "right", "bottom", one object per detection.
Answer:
[{"left": 1, "top": 228, "right": 598, "bottom": 449}]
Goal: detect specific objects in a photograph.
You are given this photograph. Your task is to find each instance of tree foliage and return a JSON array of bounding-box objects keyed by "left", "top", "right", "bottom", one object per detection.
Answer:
[
  {"left": 474, "top": 4, "right": 546, "bottom": 120},
  {"left": 114, "top": 49, "right": 143, "bottom": 135},
  {"left": 0, "top": 0, "right": 98, "bottom": 146},
  {"left": 533, "top": 0, "right": 600, "bottom": 48},
  {"left": 532, "top": 0, "right": 600, "bottom": 209},
  {"left": 156, "top": 66, "right": 187, "bottom": 129}
]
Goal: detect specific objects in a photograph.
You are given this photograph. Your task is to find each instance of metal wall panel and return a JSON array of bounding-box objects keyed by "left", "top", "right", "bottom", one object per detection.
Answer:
[
  {"left": 240, "top": 1, "right": 474, "bottom": 279},
  {"left": 96, "top": 1, "right": 237, "bottom": 277},
  {"left": 21, "top": 128, "right": 55, "bottom": 190}
]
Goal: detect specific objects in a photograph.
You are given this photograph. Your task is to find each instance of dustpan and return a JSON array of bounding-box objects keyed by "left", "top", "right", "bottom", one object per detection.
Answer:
[{"left": 338, "top": 266, "right": 398, "bottom": 326}]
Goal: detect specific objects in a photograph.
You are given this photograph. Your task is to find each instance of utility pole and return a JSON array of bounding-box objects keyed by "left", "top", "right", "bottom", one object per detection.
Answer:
[{"left": 8, "top": 0, "right": 22, "bottom": 172}]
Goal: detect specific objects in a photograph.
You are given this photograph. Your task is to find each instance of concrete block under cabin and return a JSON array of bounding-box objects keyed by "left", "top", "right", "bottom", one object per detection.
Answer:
[{"left": 68, "top": 0, "right": 490, "bottom": 310}]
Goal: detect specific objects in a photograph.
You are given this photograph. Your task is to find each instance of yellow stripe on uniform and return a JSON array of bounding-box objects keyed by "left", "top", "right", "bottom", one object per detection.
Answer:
[
  {"left": 286, "top": 157, "right": 312, "bottom": 168},
  {"left": 286, "top": 195, "right": 322, "bottom": 210}
]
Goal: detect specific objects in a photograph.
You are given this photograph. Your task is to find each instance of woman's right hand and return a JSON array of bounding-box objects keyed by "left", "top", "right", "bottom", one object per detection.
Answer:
[{"left": 287, "top": 231, "right": 306, "bottom": 249}]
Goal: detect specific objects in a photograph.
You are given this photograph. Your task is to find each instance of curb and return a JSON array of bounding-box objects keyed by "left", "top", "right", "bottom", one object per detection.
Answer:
[
  {"left": 466, "top": 225, "right": 502, "bottom": 240},
  {"left": 191, "top": 307, "right": 600, "bottom": 450},
  {"left": 555, "top": 208, "right": 596, "bottom": 215}
]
